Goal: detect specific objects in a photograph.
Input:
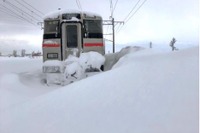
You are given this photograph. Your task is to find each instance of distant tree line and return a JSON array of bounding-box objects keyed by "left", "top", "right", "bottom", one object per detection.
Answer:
[{"left": 0, "top": 49, "right": 42, "bottom": 57}]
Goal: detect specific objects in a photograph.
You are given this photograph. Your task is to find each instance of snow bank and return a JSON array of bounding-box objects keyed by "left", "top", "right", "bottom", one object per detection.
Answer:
[
  {"left": 45, "top": 51, "right": 105, "bottom": 85},
  {"left": 64, "top": 55, "right": 83, "bottom": 82},
  {"left": 0, "top": 58, "right": 57, "bottom": 110},
  {"left": 0, "top": 74, "right": 31, "bottom": 110},
  {"left": 64, "top": 51, "right": 105, "bottom": 83},
  {"left": 0, "top": 46, "right": 198, "bottom": 133},
  {"left": 104, "top": 46, "right": 144, "bottom": 70},
  {"left": 79, "top": 51, "right": 105, "bottom": 70},
  {"left": 0, "top": 57, "right": 42, "bottom": 74}
]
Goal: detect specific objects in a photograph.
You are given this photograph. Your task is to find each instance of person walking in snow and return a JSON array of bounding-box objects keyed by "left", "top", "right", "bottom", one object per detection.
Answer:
[{"left": 170, "top": 37, "right": 177, "bottom": 51}]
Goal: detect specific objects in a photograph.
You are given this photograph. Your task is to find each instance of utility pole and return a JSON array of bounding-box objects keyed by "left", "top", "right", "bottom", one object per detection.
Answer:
[
  {"left": 112, "top": 18, "right": 115, "bottom": 53},
  {"left": 103, "top": 0, "right": 124, "bottom": 53},
  {"left": 103, "top": 18, "right": 123, "bottom": 53}
]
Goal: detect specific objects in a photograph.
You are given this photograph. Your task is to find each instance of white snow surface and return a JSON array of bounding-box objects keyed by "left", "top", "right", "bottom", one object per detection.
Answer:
[
  {"left": 44, "top": 51, "right": 105, "bottom": 85},
  {"left": 64, "top": 51, "right": 105, "bottom": 83},
  {"left": 43, "top": 60, "right": 63, "bottom": 66},
  {"left": 44, "top": 9, "right": 101, "bottom": 20},
  {"left": 78, "top": 51, "right": 105, "bottom": 70},
  {"left": 0, "top": 46, "right": 199, "bottom": 133},
  {"left": 44, "top": 9, "right": 81, "bottom": 19}
]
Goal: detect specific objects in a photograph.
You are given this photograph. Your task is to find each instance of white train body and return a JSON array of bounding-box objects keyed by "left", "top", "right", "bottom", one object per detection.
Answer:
[{"left": 42, "top": 10, "right": 105, "bottom": 73}]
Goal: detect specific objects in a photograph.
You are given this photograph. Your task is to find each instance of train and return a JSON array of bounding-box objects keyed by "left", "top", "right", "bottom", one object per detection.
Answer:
[{"left": 42, "top": 10, "right": 105, "bottom": 73}]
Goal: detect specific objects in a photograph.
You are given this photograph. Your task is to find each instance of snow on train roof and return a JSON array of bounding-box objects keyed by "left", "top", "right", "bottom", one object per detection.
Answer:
[{"left": 44, "top": 9, "right": 102, "bottom": 20}]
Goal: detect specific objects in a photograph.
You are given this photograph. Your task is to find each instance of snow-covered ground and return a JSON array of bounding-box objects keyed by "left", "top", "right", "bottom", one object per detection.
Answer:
[{"left": 0, "top": 46, "right": 199, "bottom": 133}]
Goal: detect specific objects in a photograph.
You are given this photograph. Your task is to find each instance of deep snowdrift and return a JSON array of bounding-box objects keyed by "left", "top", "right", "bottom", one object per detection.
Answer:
[
  {"left": 0, "top": 57, "right": 58, "bottom": 110},
  {"left": 44, "top": 51, "right": 105, "bottom": 85},
  {"left": 0, "top": 46, "right": 199, "bottom": 133}
]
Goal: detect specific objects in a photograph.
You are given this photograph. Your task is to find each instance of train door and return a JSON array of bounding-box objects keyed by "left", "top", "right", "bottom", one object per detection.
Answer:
[{"left": 61, "top": 23, "right": 82, "bottom": 60}]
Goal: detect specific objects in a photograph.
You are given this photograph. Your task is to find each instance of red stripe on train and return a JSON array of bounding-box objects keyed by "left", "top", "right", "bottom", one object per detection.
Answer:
[
  {"left": 84, "top": 43, "right": 104, "bottom": 47},
  {"left": 42, "top": 44, "right": 60, "bottom": 48}
]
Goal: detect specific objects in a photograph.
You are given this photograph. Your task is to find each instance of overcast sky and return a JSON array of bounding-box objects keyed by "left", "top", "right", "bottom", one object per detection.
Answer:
[{"left": 0, "top": 0, "right": 199, "bottom": 49}]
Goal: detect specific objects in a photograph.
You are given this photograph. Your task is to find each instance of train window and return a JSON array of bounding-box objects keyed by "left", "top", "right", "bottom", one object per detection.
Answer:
[
  {"left": 44, "top": 20, "right": 59, "bottom": 33},
  {"left": 84, "top": 20, "right": 103, "bottom": 38},
  {"left": 66, "top": 25, "right": 78, "bottom": 48},
  {"left": 62, "top": 13, "right": 81, "bottom": 20}
]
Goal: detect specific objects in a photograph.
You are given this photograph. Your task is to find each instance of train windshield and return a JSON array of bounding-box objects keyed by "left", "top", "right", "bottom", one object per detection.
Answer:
[
  {"left": 44, "top": 20, "right": 59, "bottom": 33},
  {"left": 84, "top": 20, "right": 103, "bottom": 38}
]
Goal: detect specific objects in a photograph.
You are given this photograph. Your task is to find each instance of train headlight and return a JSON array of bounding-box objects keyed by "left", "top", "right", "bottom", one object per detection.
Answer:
[{"left": 43, "top": 66, "right": 61, "bottom": 73}]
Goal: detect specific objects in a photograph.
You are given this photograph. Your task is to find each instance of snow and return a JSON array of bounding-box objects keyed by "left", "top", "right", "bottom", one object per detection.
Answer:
[
  {"left": 104, "top": 46, "right": 145, "bottom": 70},
  {"left": 43, "top": 40, "right": 59, "bottom": 44},
  {"left": 43, "top": 60, "right": 63, "bottom": 67},
  {"left": 0, "top": 57, "right": 58, "bottom": 110},
  {"left": 67, "top": 17, "right": 80, "bottom": 22},
  {"left": 45, "top": 51, "right": 105, "bottom": 85},
  {"left": 79, "top": 51, "right": 105, "bottom": 70},
  {"left": 0, "top": 46, "right": 199, "bottom": 133},
  {"left": 44, "top": 9, "right": 81, "bottom": 19},
  {"left": 44, "top": 9, "right": 102, "bottom": 20},
  {"left": 64, "top": 55, "right": 83, "bottom": 81}
]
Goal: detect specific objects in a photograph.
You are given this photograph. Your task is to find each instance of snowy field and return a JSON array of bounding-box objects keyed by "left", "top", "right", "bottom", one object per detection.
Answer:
[{"left": 0, "top": 46, "right": 199, "bottom": 133}]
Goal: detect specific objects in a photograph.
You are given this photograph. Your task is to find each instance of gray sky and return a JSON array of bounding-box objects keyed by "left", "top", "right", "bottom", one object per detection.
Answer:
[{"left": 0, "top": 0, "right": 199, "bottom": 49}]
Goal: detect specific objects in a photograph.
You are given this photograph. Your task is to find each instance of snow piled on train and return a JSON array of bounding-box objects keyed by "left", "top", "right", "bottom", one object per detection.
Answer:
[
  {"left": 44, "top": 9, "right": 102, "bottom": 20},
  {"left": 43, "top": 51, "right": 105, "bottom": 85},
  {"left": 44, "top": 9, "right": 81, "bottom": 19},
  {"left": 64, "top": 51, "right": 105, "bottom": 83}
]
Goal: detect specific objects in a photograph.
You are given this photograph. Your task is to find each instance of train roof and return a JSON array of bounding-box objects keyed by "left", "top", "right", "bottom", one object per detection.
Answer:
[{"left": 44, "top": 9, "right": 102, "bottom": 20}]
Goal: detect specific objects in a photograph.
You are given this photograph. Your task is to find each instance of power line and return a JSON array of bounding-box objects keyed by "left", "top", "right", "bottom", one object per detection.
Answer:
[
  {"left": 115, "top": 22, "right": 123, "bottom": 32},
  {"left": 104, "top": 0, "right": 124, "bottom": 53},
  {"left": 117, "top": 0, "right": 148, "bottom": 33},
  {"left": 14, "top": 0, "right": 43, "bottom": 19},
  {"left": 125, "top": 0, "right": 147, "bottom": 23},
  {"left": 112, "top": 0, "right": 119, "bottom": 15},
  {"left": 4, "top": 0, "right": 41, "bottom": 22},
  {"left": 0, "top": 7, "right": 23, "bottom": 20},
  {"left": 76, "top": 0, "right": 82, "bottom": 11},
  {"left": 0, "top": 3, "right": 37, "bottom": 26},
  {"left": 20, "top": 0, "right": 45, "bottom": 15},
  {"left": 75, "top": 0, "right": 80, "bottom": 9},
  {"left": 110, "top": 0, "right": 113, "bottom": 17},
  {"left": 105, "top": 25, "right": 111, "bottom": 35},
  {"left": 0, "top": 4, "right": 24, "bottom": 21},
  {"left": 123, "top": 0, "right": 141, "bottom": 22}
]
